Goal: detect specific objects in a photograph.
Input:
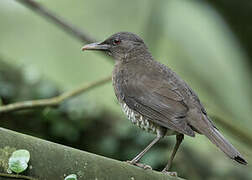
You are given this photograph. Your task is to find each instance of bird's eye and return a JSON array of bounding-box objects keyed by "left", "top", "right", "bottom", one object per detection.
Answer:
[{"left": 113, "top": 39, "right": 121, "bottom": 45}]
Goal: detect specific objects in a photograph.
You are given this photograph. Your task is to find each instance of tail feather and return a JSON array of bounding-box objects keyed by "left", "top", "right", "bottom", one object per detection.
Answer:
[
  {"left": 188, "top": 113, "right": 247, "bottom": 165},
  {"left": 203, "top": 125, "right": 247, "bottom": 165}
]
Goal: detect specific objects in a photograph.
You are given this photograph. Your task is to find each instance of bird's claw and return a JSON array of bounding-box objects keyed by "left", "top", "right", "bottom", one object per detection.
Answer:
[{"left": 126, "top": 160, "right": 152, "bottom": 170}]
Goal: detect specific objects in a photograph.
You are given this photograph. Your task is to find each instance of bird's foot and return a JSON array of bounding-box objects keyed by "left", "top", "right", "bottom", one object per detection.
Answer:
[
  {"left": 162, "top": 170, "right": 177, "bottom": 177},
  {"left": 126, "top": 160, "right": 152, "bottom": 170}
]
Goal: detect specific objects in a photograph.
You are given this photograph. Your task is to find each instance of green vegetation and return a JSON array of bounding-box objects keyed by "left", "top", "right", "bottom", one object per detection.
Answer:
[{"left": 0, "top": 0, "right": 251, "bottom": 179}]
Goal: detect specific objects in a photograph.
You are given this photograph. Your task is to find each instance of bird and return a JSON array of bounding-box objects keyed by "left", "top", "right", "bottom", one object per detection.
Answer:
[{"left": 81, "top": 32, "right": 247, "bottom": 173}]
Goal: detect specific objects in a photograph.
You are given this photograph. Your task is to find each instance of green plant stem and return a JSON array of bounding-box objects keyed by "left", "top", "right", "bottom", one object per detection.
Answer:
[
  {"left": 0, "top": 76, "right": 111, "bottom": 114},
  {"left": 0, "top": 173, "right": 38, "bottom": 180},
  {"left": 15, "top": 0, "right": 95, "bottom": 44},
  {"left": 0, "top": 128, "right": 184, "bottom": 180}
]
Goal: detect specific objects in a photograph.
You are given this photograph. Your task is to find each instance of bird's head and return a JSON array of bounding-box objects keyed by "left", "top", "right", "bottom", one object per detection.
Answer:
[{"left": 82, "top": 32, "right": 148, "bottom": 61}]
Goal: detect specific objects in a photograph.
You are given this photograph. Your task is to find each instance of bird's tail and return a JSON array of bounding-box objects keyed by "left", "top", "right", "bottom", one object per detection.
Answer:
[
  {"left": 201, "top": 120, "right": 247, "bottom": 165},
  {"left": 188, "top": 112, "right": 247, "bottom": 165}
]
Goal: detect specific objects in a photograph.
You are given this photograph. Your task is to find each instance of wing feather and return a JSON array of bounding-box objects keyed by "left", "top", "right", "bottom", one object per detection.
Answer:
[{"left": 122, "top": 78, "right": 195, "bottom": 137}]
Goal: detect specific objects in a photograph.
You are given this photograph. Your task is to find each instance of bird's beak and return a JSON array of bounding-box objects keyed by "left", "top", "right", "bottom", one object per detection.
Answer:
[{"left": 81, "top": 42, "right": 110, "bottom": 51}]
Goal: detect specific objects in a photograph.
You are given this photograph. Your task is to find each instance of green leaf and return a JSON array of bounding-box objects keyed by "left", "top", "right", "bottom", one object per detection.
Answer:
[
  {"left": 64, "top": 174, "right": 77, "bottom": 180},
  {"left": 8, "top": 149, "right": 30, "bottom": 174},
  {"left": 10, "top": 149, "right": 30, "bottom": 163},
  {"left": 8, "top": 159, "right": 28, "bottom": 174}
]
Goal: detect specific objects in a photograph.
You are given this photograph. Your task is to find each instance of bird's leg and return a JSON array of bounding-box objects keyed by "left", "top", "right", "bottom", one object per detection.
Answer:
[
  {"left": 127, "top": 135, "right": 162, "bottom": 169},
  {"left": 131, "top": 135, "right": 161, "bottom": 163},
  {"left": 162, "top": 134, "right": 184, "bottom": 175}
]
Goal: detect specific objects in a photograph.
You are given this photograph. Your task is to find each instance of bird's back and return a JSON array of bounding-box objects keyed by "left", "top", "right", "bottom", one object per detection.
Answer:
[
  {"left": 114, "top": 58, "right": 205, "bottom": 113},
  {"left": 113, "top": 58, "right": 201, "bottom": 136}
]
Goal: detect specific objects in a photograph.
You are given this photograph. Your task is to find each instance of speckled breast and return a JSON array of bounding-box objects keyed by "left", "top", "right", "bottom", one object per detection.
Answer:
[{"left": 120, "top": 102, "right": 161, "bottom": 134}]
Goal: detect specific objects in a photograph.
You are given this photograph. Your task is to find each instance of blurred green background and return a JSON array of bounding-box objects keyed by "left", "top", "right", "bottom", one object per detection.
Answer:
[{"left": 0, "top": 0, "right": 252, "bottom": 179}]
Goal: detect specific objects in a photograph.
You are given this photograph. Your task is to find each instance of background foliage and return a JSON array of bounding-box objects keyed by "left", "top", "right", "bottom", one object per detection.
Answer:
[{"left": 0, "top": 0, "right": 251, "bottom": 179}]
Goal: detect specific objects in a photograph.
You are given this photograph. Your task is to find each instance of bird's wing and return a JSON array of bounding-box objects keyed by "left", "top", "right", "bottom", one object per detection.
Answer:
[{"left": 122, "top": 76, "right": 195, "bottom": 137}]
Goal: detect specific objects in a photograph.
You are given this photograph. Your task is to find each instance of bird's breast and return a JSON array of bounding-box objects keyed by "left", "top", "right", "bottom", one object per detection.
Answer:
[
  {"left": 120, "top": 102, "right": 159, "bottom": 134},
  {"left": 120, "top": 102, "right": 176, "bottom": 136},
  {"left": 112, "top": 64, "right": 129, "bottom": 102}
]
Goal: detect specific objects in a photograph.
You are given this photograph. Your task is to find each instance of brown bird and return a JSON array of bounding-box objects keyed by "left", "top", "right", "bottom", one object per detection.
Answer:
[{"left": 82, "top": 32, "right": 247, "bottom": 173}]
